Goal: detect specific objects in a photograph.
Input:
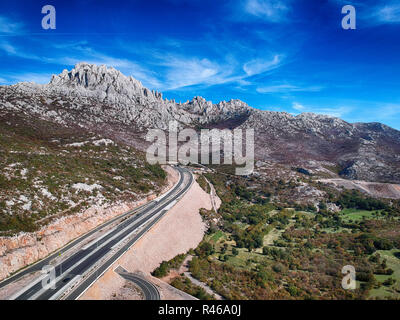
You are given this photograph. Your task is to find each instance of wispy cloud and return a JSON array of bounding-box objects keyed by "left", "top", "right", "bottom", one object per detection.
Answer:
[
  {"left": 292, "top": 102, "right": 305, "bottom": 111},
  {"left": 331, "top": 0, "right": 400, "bottom": 25},
  {"left": 256, "top": 83, "right": 324, "bottom": 94},
  {"left": 0, "top": 15, "right": 24, "bottom": 34},
  {"left": 159, "top": 56, "right": 224, "bottom": 89},
  {"left": 0, "top": 29, "right": 288, "bottom": 92},
  {"left": 0, "top": 72, "right": 54, "bottom": 84},
  {"left": 0, "top": 41, "right": 16, "bottom": 54},
  {"left": 243, "top": 0, "right": 291, "bottom": 22},
  {"left": 361, "top": 103, "right": 400, "bottom": 122},
  {"left": 370, "top": 3, "right": 400, "bottom": 24},
  {"left": 0, "top": 40, "right": 163, "bottom": 89},
  {"left": 14, "top": 73, "right": 54, "bottom": 84},
  {"left": 159, "top": 52, "right": 286, "bottom": 91},
  {"left": 291, "top": 102, "right": 352, "bottom": 118},
  {"left": 0, "top": 41, "right": 41, "bottom": 60},
  {"left": 243, "top": 55, "right": 283, "bottom": 76}
]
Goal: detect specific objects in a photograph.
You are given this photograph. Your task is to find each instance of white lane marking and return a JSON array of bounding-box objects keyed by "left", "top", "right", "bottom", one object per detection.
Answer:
[
  {"left": 110, "top": 210, "right": 166, "bottom": 250},
  {"left": 76, "top": 171, "right": 182, "bottom": 251},
  {"left": 8, "top": 169, "right": 184, "bottom": 300},
  {"left": 25, "top": 169, "right": 187, "bottom": 301},
  {"left": 25, "top": 178, "right": 185, "bottom": 300},
  {"left": 24, "top": 208, "right": 163, "bottom": 300},
  {"left": 81, "top": 228, "right": 116, "bottom": 250},
  {"left": 163, "top": 200, "right": 176, "bottom": 211},
  {"left": 73, "top": 171, "right": 194, "bottom": 300},
  {"left": 8, "top": 274, "right": 48, "bottom": 300},
  {"left": 48, "top": 275, "right": 81, "bottom": 300}
]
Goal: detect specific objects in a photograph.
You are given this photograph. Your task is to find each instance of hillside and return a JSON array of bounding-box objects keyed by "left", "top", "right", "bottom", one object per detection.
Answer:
[
  {"left": 1, "top": 63, "right": 399, "bottom": 184},
  {"left": 0, "top": 109, "right": 166, "bottom": 235}
]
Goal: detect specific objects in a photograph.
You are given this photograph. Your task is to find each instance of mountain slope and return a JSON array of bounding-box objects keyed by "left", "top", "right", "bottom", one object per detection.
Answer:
[
  {"left": 1, "top": 63, "right": 399, "bottom": 183},
  {"left": 0, "top": 109, "right": 166, "bottom": 235}
]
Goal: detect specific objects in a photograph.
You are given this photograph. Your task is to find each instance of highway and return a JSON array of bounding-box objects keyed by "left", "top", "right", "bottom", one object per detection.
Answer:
[
  {"left": 115, "top": 266, "right": 160, "bottom": 300},
  {"left": 5, "top": 166, "right": 192, "bottom": 300},
  {"left": 121, "top": 274, "right": 160, "bottom": 300}
]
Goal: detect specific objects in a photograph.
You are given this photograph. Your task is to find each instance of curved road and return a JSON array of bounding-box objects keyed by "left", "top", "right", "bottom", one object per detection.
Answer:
[
  {"left": 117, "top": 270, "right": 160, "bottom": 300},
  {"left": 125, "top": 274, "right": 160, "bottom": 300},
  {"left": 4, "top": 166, "right": 192, "bottom": 300}
]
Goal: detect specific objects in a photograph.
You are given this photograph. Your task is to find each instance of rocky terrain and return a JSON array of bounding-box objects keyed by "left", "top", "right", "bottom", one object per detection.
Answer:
[
  {"left": 1, "top": 63, "right": 399, "bottom": 184},
  {"left": 0, "top": 164, "right": 177, "bottom": 283},
  {"left": 0, "top": 109, "right": 168, "bottom": 235}
]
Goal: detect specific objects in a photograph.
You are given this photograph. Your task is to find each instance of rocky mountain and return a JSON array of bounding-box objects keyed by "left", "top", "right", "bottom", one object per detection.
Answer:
[{"left": 1, "top": 62, "right": 400, "bottom": 183}]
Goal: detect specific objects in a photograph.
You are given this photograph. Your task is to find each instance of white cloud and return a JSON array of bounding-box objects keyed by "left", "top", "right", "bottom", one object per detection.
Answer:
[
  {"left": 332, "top": 0, "right": 400, "bottom": 25},
  {"left": 371, "top": 4, "right": 400, "bottom": 24},
  {"left": 0, "top": 41, "right": 162, "bottom": 87},
  {"left": 0, "top": 33, "right": 287, "bottom": 91},
  {"left": 161, "top": 56, "right": 222, "bottom": 89},
  {"left": 243, "top": 55, "right": 282, "bottom": 76},
  {"left": 3, "top": 73, "right": 53, "bottom": 84},
  {"left": 381, "top": 104, "right": 400, "bottom": 117},
  {"left": 256, "top": 84, "right": 323, "bottom": 94},
  {"left": 292, "top": 102, "right": 352, "bottom": 118},
  {"left": 158, "top": 52, "right": 286, "bottom": 91},
  {"left": 292, "top": 102, "right": 305, "bottom": 111},
  {"left": 0, "top": 41, "right": 42, "bottom": 61},
  {"left": 244, "top": 0, "right": 290, "bottom": 22},
  {"left": 0, "top": 42, "right": 16, "bottom": 54},
  {"left": 0, "top": 16, "right": 24, "bottom": 34},
  {"left": 365, "top": 103, "right": 400, "bottom": 121}
]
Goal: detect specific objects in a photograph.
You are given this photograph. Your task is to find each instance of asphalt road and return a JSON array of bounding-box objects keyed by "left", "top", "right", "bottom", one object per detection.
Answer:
[
  {"left": 6, "top": 166, "right": 192, "bottom": 300},
  {"left": 0, "top": 197, "right": 155, "bottom": 290},
  {"left": 115, "top": 267, "right": 160, "bottom": 300},
  {"left": 121, "top": 274, "right": 160, "bottom": 300}
]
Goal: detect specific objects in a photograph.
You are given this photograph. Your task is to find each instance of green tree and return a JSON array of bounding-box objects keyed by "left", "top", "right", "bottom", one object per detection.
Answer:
[{"left": 232, "top": 248, "right": 239, "bottom": 256}]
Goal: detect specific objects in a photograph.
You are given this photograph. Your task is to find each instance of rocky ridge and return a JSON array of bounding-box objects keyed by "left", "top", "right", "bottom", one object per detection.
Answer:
[{"left": 1, "top": 63, "right": 400, "bottom": 183}]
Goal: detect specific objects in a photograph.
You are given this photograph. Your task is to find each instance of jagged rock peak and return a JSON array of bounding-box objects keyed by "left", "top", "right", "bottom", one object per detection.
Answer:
[
  {"left": 48, "top": 63, "right": 163, "bottom": 102},
  {"left": 182, "top": 96, "right": 252, "bottom": 116},
  {"left": 50, "top": 62, "right": 141, "bottom": 88}
]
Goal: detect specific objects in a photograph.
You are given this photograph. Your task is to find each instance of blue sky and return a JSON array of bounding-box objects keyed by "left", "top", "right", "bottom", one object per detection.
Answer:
[{"left": 0, "top": 0, "right": 400, "bottom": 129}]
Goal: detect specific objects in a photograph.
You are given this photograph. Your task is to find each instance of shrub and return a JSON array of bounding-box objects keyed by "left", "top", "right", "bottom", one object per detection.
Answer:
[
  {"left": 272, "top": 263, "right": 285, "bottom": 273},
  {"left": 152, "top": 261, "right": 169, "bottom": 278},
  {"left": 287, "top": 285, "right": 300, "bottom": 297}
]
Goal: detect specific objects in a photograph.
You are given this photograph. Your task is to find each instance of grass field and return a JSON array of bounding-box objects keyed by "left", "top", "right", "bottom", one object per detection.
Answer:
[
  {"left": 340, "top": 208, "right": 383, "bottom": 223},
  {"left": 205, "top": 229, "right": 268, "bottom": 271},
  {"left": 205, "top": 218, "right": 292, "bottom": 271},
  {"left": 368, "top": 249, "right": 400, "bottom": 299},
  {"left": 209, "top": 230, "right": 225, "bottom": 243}
]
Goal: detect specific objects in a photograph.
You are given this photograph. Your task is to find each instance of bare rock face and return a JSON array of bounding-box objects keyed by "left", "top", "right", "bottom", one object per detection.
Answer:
[
  {"left": 1, "top": 63, "right": 251, "bottom": 131},
  {"left": 241, "top": 109, "right": 400, "bottom": 183},
  {"left": 1, "top": 63, "right": 400, "bottom": 183},
  {"left": 49, "top": 63, "right": 163, "bottom": 105}
]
